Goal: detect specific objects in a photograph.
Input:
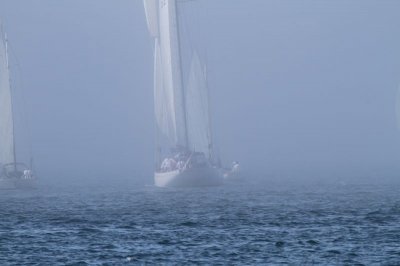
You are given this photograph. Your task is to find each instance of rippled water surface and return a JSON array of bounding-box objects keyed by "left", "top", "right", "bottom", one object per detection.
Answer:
[{"left": 1, "top": 179, "right": 400, "bottom": 265}]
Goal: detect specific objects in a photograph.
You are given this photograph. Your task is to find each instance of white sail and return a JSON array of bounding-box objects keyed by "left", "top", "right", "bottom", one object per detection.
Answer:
[
  {"left": 158, "top": 0, "right": 188, "bottom": 147},
  {"left": 186, "top": 53, "right": 212, "bottom": 158},
  {"left": 144, "top": 0, "right": 159, "bottom": 37},
  {"left": 0, "top": 28, "right": 15, "bottom": 165}
]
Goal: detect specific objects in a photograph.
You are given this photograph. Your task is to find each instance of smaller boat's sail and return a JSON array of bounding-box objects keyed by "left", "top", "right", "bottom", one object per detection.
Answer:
[
  {"left": 0, "top": 27, "right": 15, "bottom": 165},
  {"left": 144, "top": 0, "right": 159, "bottom": 38},
  {"left": 186, "top": 52, "right": 212, "bottom": 159}
]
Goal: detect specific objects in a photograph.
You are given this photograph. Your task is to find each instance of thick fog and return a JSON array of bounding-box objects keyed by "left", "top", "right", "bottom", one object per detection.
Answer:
[{"left": 0, "top": 0, "right": 399, "bottom": 184}]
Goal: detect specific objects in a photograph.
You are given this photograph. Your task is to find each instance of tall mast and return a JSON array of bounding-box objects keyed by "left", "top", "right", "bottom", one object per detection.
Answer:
[
  {"left": 173, "top": 0, "right": 189, "bottom": 148},
  {"left": 4, "top": 32, "right": 17, "bottom": 169}
]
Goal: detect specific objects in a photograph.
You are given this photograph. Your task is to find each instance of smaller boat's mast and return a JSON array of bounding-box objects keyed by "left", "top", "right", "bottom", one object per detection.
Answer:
[
  {"left": 204, "top": 62, "right": 214, "bottom": 162},
  {"left": 4, "top": 33, "right": 17, "bottom": 170}
]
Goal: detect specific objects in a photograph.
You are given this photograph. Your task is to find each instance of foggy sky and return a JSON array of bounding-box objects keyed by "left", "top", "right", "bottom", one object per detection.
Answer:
[{"left": 0, "top": 0, "right": 399, "bottom": 183}]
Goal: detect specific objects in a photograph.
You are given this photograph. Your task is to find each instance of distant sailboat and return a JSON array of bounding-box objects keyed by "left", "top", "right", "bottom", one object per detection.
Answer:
[
  {"left": 144, "top": 0, "right": 223, "bottom": 187},
  {"left": 0, "top": 23, "right": 35, "bottom": 189}
]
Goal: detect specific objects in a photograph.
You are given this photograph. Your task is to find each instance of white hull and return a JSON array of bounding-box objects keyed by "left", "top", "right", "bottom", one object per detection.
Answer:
[
  {"left": 155, "top": 166, "right": 223, "bottom": 188},
  {"left": 0, "top": 177, "right": 36, "bottom": 190}
]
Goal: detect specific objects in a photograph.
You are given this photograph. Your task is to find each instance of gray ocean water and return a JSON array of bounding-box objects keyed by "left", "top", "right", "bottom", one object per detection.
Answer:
[{"left": 1, "top": 178, "right": 400, "bottom": 265}]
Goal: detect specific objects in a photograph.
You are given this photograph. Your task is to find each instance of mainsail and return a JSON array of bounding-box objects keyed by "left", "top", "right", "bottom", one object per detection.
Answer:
[
  {"left": 0, "top": 25, "right": 15, "bottom": 165},
  {"left": 144, "top": 0, "right": 213, "bottom": 160}
]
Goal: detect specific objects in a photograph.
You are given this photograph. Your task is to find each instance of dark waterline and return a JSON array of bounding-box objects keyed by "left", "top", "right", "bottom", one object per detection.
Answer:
[{"left": 1, "top": 179, "right": 399, "bottom": 265}]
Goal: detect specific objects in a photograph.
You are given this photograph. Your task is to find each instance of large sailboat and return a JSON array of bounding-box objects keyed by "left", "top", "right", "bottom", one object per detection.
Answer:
[
  {"left": 144, "top": 0, "right": 223, "bottom": 187},
  {"left": 0, "top": 23, "right": 35, "bottom": 189}
]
